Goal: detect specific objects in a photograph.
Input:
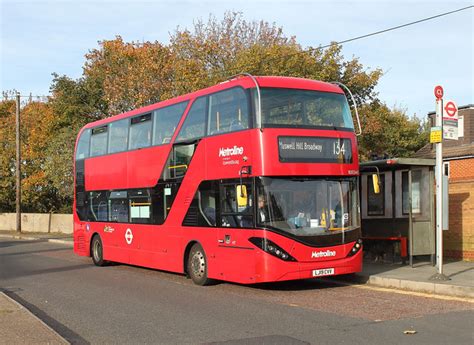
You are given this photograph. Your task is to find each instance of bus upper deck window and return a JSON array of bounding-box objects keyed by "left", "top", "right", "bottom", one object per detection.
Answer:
[
  {"left": 90, "top": 126, "right": 108, "bottom": 157},
  {"left": 153, "top": 101, "right": 188, "bottom": 145},
  {"left": 108, "top": 119, "right": 129, "bottom": 154},
  {"left": 76, "top": 129, "right": 91, "bottom": 160},
  {"left": 129, "top": 113, "right": 152, "bottom": 150},
  {"left": 208, "top": 88, "right": 249, "bottom": 135},
  {"left": 176, "top": 97, "right": 206, "bottom": 142}
]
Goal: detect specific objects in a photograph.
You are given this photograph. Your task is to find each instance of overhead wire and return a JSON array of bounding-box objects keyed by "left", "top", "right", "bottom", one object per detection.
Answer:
[
  {"left": 2, "top": 5, "right": 472, "bottom": 104},
  {"left": 221, "top": 5, "right": 473, "bottom": 77}
]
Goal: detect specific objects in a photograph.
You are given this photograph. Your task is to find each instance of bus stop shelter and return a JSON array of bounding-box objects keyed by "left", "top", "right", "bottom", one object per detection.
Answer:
[{"left": 360, "top": 158, "right": 436, "bottom": 266}]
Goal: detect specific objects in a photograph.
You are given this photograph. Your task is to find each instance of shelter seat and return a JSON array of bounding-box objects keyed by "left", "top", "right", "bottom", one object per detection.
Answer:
[{"left": 363, "top": 236, "right": 408, "bottom": 262}]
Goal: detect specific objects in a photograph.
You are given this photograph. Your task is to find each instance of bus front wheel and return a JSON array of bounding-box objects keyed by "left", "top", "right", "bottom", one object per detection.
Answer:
[
  {"left": 187, "top": 243, "right": 212, "bottom": 286},
  {"left": 91, "top": 235, "right": 106, "bottom": 267}
]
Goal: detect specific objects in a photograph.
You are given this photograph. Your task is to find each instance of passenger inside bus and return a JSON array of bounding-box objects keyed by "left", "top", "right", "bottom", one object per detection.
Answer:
[{"left": 257, "top": 195, "right": 269, "bottom": 224}]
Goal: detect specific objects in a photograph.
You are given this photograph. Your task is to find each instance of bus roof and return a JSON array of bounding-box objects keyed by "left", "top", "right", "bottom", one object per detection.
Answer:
[{"left": 83, "top": 76, "right": 344, "bottom": 129}]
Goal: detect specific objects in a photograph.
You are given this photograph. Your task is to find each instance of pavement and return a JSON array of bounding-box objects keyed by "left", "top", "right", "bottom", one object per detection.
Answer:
[
  {"left": 0, "top": 292, "right": 68, "bottom": 345},
  {"left": 0, "top": 231, "right": 472, "bottom": 344},
  {"left": 332, "top": 259, "right": 474, "bottom": 299}
]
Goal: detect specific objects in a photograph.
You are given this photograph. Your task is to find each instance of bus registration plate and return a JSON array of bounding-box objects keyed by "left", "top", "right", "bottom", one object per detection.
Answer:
[{"left": 312, "top": 268, "right": 334, "bottom": 277}]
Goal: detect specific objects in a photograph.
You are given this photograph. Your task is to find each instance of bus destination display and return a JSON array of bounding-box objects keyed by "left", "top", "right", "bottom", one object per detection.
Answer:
[{"left": 278, "top": 136, "right": 352, "bottom": 163}]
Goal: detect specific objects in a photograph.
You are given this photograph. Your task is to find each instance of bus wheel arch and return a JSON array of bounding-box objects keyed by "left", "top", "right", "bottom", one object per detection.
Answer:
[
  {"left": 184, "top": 241, "right": 213, "bottom": 286},
  {"left": 183, "top": 241, "right": 198, "bottom": 277},
  {"left": 90, "top": 233, "right": 106, "bottom": 267}
]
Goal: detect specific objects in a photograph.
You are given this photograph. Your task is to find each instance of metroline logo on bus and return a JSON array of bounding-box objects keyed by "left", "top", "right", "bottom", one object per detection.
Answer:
[
  {"left": 311, "top": 249, "right": 336, "bottom": 258},
  {"left": 219, "top": 145, "right": 244, "bottom": 166},
  {"left": 219, "top": 145, "right": 244, "bottom": 157}
]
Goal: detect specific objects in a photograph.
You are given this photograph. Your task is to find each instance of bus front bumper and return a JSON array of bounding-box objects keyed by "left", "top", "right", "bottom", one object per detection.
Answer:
[{"left": 254, "top": 248, "right": 362, "bottom": 283}]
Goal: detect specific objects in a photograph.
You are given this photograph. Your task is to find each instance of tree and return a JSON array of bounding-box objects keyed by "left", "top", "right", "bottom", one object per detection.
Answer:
[
  {"left": 39, "top": 74, "right": 108, "bottom": 212},
  {"left": 41, "top": 126, "right": 77, "bottom": 213},
  {"left": 84, "top": 37, "right": 174, "bottom": 115},
  {"left": 0, "top": 99, "right": 64, "bottom": 213},
  {"left": 0, "top": 99, "right": 16, "bottom": 212},
  {"left": 49, "top": 73, "right": 108, "bottom": 125},
  {"left": 168, "top": 12, "right": 382, "bottom": 104},
  {"left": 81, "top": 12, "right": 382, "bottom": 114},
  {"left": 0, "top": 12, "right": 428, "bottom": 213},
  {"left": 358, "top": 101, "right": 429, "bottom": 160},
  {"left": 12, "top": 100, "right": 66, "bottom": 212}
]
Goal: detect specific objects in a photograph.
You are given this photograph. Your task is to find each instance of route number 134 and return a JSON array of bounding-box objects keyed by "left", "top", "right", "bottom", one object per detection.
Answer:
[{"left": 333, "top": 141, "right": 346, "bottom": 155}]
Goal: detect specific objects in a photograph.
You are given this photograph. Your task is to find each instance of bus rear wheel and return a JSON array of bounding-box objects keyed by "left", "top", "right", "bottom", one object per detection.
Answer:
[
  {"left": 187, "top": 243, "right": 212, "bottom": 286},
  {"left": 91, "top": 235, "right": 106, "bottom": 267}
]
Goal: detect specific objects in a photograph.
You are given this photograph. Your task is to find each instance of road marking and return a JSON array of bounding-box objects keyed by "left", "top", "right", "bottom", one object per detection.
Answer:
[{"left": 352, "top": 284, "right": 474, "bottom": 303}]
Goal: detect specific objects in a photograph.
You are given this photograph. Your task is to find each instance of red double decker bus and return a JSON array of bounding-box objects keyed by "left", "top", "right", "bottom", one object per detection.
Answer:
[{"left": 73, "top": 75, "right": 362, "bottom": 285}]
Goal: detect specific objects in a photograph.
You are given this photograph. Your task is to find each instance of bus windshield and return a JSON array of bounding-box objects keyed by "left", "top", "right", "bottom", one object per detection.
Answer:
[
  {"left": 256, "top": 177, "right": 360, "bottom": 237},
  {"left": 260, "top": 88, "right": 354, "bottom": 130}
]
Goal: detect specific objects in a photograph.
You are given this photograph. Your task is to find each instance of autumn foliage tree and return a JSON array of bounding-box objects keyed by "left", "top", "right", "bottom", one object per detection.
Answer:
[
  {"left": 0, "top": 99, "right": 72, "bottom": 212},
  {"left": 81, "top": 12, "right": 382, "bottom": 115},
  {"left": 0, "top": 99, "right": 17, "bottom": 212},
  {"left": 0, "top": 12, "right": 428, "bottom": 213},
  {"left": 84, "top": 38, "right": 174, "bottom": 115},
  {"left": 358, "top": 101, "right": 429, "bottom": 160}
]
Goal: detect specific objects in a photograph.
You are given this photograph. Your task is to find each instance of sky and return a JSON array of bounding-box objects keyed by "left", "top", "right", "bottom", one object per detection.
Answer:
[{"left": 1, "top": 0, "right": 472, "bottom": 118}]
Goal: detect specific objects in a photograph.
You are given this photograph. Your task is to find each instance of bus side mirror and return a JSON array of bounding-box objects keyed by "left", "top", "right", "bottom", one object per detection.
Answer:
[
  {"left": 236, "top": 185, "right": 248, "bottom": 207},
  {"left": 372, "top": 174, "right": 380, "bottom": 194}
]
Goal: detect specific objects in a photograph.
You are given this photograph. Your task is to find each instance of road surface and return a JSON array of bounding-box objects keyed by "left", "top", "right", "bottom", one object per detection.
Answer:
[{"left": 1, "top": 238, "right": 473, "bottom": 344}]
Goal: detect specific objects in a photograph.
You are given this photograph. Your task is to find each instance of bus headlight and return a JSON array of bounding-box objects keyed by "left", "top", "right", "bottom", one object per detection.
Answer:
[
  {"left": 347, "top": 239, "right": 363, "bottom": 257},
  {"left": 249, "top": 237, "right": 296, "bottom": 262}
]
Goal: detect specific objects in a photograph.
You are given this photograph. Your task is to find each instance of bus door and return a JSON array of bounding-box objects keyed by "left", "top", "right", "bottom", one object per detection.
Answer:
[
  {"left": 216, "top": 180, "right": 256, "bottom": 282},
  {"left": 93, "top": 190, "right": 129, "bottom": 263},
  {"left": 126, "top": 189, "right": 155, "bottom": 266},
  {"left": 86, "top": 191, "right": 119, "bottom": 260}
]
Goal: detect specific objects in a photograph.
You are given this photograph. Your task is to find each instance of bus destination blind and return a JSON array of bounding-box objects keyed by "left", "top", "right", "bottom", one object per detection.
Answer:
[{"left": 278, "top": 136, "right": 352, "bottom": 163}]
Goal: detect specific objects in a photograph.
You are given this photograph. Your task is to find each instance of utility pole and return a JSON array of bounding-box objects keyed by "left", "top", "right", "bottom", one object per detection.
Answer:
[{"left": 15, "top": 92, "right": 21, "bottom": 233}]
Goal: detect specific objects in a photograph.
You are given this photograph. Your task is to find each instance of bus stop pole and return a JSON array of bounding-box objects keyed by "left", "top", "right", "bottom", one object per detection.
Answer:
[
  {"left": 431, "top": 98, "right": 449, "bottom": 281},
  {"left": 436, "top": 100, "right": 443, "bottom": 275}
]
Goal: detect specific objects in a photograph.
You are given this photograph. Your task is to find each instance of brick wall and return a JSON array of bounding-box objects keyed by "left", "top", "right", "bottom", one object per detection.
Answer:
[
  {"left": 449, "top": 158, "right": 474, "bottom": 181},
  {"left": 444, "top": 179, "right": 474, "bottom": 261}
]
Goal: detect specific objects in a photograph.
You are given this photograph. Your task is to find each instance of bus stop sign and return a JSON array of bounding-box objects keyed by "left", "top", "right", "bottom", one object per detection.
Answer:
[
  {"left": 444, "top": 101, "right": 458, "bottom": 119},
  {"left": 443, "top": 100, "right": 458, "bottom": 140},
  {"left": 434, "top": 85, "right": 443, "bottom": 100}
]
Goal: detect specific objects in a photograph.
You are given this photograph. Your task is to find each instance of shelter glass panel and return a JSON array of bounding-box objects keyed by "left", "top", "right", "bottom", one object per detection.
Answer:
[{"left": 367, "top": 174, "right": 385, "bottom": 216}]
